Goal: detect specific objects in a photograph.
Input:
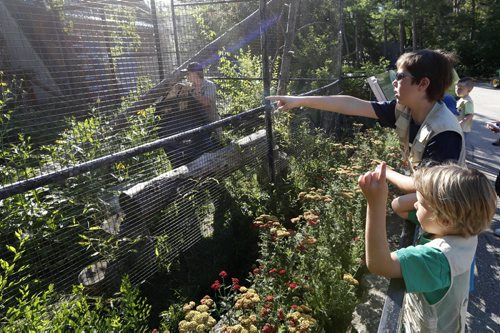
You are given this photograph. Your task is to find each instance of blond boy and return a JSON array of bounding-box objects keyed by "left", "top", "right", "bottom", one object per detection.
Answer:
[{"left": 358, "top": 162, "right": 496, "bottom": 332}]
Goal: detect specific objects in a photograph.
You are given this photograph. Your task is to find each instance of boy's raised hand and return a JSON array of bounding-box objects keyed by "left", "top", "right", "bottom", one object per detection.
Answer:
[
  {"left": 358, "top": 162, "right": 388, "bottom": 205},
  {"left": 266, "top": 95, "right": 301, "bottom": 112}
]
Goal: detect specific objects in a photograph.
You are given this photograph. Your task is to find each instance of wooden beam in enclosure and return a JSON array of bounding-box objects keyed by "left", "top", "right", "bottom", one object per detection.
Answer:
[
  {"left": 79, "top": 129, "right": 277, "bottom": 293},
  {"left": 119, "top": 129, "right": 269, "bottom": 223}
]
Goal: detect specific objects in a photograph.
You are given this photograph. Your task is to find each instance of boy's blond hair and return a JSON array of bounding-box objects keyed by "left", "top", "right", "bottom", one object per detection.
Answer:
[{"left": 414, "top": 164, "right": 496, "bottom": 237}]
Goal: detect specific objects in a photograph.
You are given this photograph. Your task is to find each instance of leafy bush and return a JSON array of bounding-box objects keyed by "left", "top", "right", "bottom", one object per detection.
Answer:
[{"left": 0, "top": 232, "right": 151, "bottom": 332}]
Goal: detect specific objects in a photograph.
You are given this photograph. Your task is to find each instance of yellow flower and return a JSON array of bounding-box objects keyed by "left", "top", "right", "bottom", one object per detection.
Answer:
[
  {"left": 183, "top": 301, "right": 196, "bottom": 312},
  {"left": 193, "top": 311, "right": 208, "bottom": 324},
  {"left": 276, "top": 229, "right": 290, "bottom": 238},
  {"left": 185, "top": 310, "right": 197, "bottom": 321},
  {"left": 196, "top": 304, "right": 210, "bottom": 313},
  {"left": 115, "top": 162, "right": 126, "bottom": 170},
  {"left": 343, "top": 273, "right": 359, "bottom": 286},
  {"left": 207, "top": 317, "right": 216, "bottom": 327},
  {"left": 178, "top": 320, "right": 189, "bottom": 331},
  {"left": 200, "top": 295, "right": 214, "bottom": 307},
  {"left": 340, "top": 191, "right": 354, "bottom": 199}
]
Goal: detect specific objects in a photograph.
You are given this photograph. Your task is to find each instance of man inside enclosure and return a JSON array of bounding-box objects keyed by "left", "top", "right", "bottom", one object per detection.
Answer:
[
  {"left": 182, "top": 62, "right": 220, "bottom": 131},
  {"left": 267, "top": 49, "right": 465, "bottom": 211}
]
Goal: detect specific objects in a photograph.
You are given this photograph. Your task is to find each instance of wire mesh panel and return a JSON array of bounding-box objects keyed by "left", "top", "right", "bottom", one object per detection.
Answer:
[
  {"left": 0, "top": 0, "right": 346, "bottom": 316},
  {"left": 0, "top": 0, "right": 280, "bottom": 303}
]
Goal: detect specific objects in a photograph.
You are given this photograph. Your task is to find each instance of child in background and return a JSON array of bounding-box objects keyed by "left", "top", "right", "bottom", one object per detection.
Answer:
[
  {"left": 358, "top": 162, "right": 496, "bottom": 332},
  {"left": 456, "top": 77, "right": 475, "bottom": 146}
]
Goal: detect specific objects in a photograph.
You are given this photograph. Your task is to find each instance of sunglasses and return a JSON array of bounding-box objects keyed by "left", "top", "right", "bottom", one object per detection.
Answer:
[{"left": 395, "top": 72, "right": 415, "bottom": 81}]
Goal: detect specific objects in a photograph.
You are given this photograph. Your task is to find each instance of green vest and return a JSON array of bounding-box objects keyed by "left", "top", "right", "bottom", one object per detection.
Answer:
[{"left": 394, "top": 102, "right": 465, "bottom": 173}]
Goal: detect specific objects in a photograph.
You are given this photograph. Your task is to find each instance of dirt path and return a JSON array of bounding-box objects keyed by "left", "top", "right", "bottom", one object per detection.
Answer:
[{"left": 465, "top": 83, "right": 500, "bottom": 332}]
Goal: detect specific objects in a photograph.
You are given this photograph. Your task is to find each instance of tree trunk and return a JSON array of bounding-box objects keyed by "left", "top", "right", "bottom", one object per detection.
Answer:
[
  {"left": 336, "top": 0, "right": 343, "bottom": 79},
  {"left": 383, "top": 17, "right": 388, "bottom": 59},
  {"left": 411, "top": 0, "right": 417, "bottom": 50},
  {"left": 398, "top": 0, "right": 404, "bottom": 54},
  {"left": 277, "top": 0, "right": 300, "bottom": 95},
  {"left": 354, "top": 13, "right": 359, "bottom": 65},
  {"left": 470, "top": 0, "right": 476, "bottom": 41}
]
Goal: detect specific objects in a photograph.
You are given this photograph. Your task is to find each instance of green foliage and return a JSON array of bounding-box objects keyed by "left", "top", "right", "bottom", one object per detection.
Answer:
[
  {"left": 0, "top": 72, "right": 173, "bottom": 329},
  {"left": 160, "top": 302, "right": 185, "bottom": 333},
  {"left": 240, "top": 114, "right": 400, "bottom": 331},
  {"left": 217, "top": 49, "right": 264, "bottom": 116},
  {"left": 46, "top": 0, "right": 74, "bottom": 32},
  {"left": 106, "top": 5, "right": 142, "bottom": 70},
  {"left": 341, "top": 58, "right": 391, "bottom": 99},
  {"left": 2, "top": 277, "right": 151, "bottom": 332},
  {"left": 1, "top": 233, "right": 150, "bottom": 331},
  {"left": 0, "top": 71, "right": 15, "bottom": 147},
  {"left": 0, "top": 230, "right": 29, "bottom": 311},
  {"left": 189, "top": 2, "right": 259, "bottom": 45}
]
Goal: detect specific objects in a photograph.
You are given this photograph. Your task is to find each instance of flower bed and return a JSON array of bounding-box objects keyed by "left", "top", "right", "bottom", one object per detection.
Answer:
[{"left": 160, "top": 123, "right": 401, "bottom": 332}]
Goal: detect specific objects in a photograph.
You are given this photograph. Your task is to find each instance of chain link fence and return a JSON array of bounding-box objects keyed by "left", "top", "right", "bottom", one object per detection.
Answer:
[{"left": 0, "top": 0, "right": 344, "bottom": 306}]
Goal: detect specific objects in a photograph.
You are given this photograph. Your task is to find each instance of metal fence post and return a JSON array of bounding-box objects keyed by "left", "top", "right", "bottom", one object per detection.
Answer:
[
  {"left": 150, "top": 0, "right": 164, "bottom": 81},
  {"left": 170, "top": 0, "right": 180, "bottom": 66},
  {"left": 260, "top": 0, "right": 275, "bottom": 184}
]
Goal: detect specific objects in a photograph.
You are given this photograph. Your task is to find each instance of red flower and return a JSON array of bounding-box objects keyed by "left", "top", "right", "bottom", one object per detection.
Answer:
[
  {"left": 252, "top": 267, "right": 261, "bottom": 275},
  {"left": 219, "top": 271, "right": 228, "bottom": 279},
  {"left": 265, "top": 295, "right": 274, "bottom": 302},
  {"left": 269, "top": 268, "right": 278, "bottom": 274},
  {"left": 232, "top": 284, "right": 241, "bottom": 290},
  {"left": 291, "top": 304, "right": 299, "bottom": 310},
  {"left": 308, "top": 219, "right": 319, "bottom": 226},
  {"left": 278, "top": 269, "right": 286, "bottom": 275},
  {"left": 211, "top": 280, "right": 221, "bottom": 290},
  {"left": 262, "top": 323, "right": 277, "bottom": 333},
  {"left": 287, "top": 282, "right": 298, "bottom": 289},
  {"left": 231, "top": 277, "right": 239, "bottom": 285},
  {"left": 260, "top": 307, "right": 270, "bottom": 317},
  {"left": 277, "top": 308, "right": 285, "bottom": 320}
]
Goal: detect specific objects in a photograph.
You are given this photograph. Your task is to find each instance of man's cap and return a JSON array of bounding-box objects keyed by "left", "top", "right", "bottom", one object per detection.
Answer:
[{"left": 181, "top": 62, "right": 203, "bottom": 72}]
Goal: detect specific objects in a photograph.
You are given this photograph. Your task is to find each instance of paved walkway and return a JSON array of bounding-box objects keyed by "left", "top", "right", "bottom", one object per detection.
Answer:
[{"left": 465, "top": 83, "right": 500, "bottom": 332}]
